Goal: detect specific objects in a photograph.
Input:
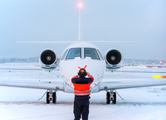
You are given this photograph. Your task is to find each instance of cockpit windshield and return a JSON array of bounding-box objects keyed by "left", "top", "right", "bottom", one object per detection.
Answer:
[
  {"left": 84, "top": 48, "right": 100, "bottom": 60},
  {"left": 66, "top": 48, "right": 81, "bottom": 59}
]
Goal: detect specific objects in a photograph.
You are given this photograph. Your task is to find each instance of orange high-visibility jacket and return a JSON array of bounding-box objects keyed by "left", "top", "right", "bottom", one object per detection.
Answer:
[{"left": 71, "top": 74, "right": 94, "bottom": 96}]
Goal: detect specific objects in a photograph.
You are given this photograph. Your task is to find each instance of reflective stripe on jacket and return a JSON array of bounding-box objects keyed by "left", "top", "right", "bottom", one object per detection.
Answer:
[{"left": 71, "top": 75, "right": 94, "bottom": 96}]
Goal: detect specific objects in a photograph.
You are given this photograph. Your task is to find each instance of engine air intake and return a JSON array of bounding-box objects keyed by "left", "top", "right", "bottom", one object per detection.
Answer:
[
  {"left": 106, "top": 50, "right": 121, "bottom": 65},
  {"left": 41, "top": 50, "right": 56, "bottom": 65}
]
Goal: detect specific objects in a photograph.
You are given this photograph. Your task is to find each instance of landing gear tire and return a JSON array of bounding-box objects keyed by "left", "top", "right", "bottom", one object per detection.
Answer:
[
  {"left": 106, "top": 91, "right": 117, "bottom": 104},
  {"left": 112, "top": 92, "right": 116, "bottom": 104},
  {"left": 53, "top": 92, "right": 56, "bottom": 104},
  {"left": 106, "top": 92, "right": 110, "bottom": 104},
  {"left": 46, "top": 92, "right": 50, "bottom": 104}
]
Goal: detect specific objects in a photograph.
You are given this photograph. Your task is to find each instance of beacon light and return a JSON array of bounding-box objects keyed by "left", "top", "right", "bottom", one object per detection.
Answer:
[{"left": 78, "top": 3, "right": 83, "bottom": 8}]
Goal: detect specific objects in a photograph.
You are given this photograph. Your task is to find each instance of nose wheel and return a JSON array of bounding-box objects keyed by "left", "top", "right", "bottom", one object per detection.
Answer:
[
  {"left": 46, "top": 90, "right": 57, "bottom": 104},
  {"left": 106, "top": 90, "right": 116, "bottom": 104}
]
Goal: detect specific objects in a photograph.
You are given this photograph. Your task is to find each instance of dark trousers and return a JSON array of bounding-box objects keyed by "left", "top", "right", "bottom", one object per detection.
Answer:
[{"left": 74, "top": 95, "right": 90, "bottom": 120}]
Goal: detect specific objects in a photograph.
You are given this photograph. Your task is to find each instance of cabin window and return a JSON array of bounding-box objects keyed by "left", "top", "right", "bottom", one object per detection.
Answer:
[
  {"left": 66, "top": 48, "right": 81, "bottom": 59},
  {"left": 61, "top": 49, "right": 68, "bottom": 60},
  {"left": 84, "top": 48, "right": 100, "bottom": 60},
  {"left": 97, "top": 49, "right": 104, "bottom": 60}
]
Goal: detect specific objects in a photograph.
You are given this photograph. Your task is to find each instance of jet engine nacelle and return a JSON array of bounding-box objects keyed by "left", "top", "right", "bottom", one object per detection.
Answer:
[
  {"left": 105, "top": 49, "right": 122, "bottom": 69},
  {"left": 40, "top": 49, "right": 59, "bottom": 71}
]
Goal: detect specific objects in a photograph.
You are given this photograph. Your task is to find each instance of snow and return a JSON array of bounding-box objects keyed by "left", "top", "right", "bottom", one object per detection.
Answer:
[{"left": 0, "top": 63, "right": 166, "bottom": 120}]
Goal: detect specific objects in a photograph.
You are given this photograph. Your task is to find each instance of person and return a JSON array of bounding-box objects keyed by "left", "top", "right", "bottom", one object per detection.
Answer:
[{"left": 71, "top": 68, "right": 94, "bottom": 120}]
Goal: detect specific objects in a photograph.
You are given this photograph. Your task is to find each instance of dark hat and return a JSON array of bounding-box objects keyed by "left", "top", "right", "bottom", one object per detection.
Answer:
[{"left": 78, "top": 68, "right": 87, "bottom": 77}]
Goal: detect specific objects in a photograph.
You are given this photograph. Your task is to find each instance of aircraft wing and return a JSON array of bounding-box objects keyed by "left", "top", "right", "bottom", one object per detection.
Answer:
[
  {"left": 0, "top": 68, "right": 42, "bottom": 71},
  {"left": 0, "top": 67, "right": 60, "bottom": 71},
  {"left": 0, "top": 80, "right": 64, "bottom": 91},
  {"left": 112, "top": 70, "right": 166, "bottom": 74},
  {"left": 99, "top": 79, "right": 166, "bottom": 91}
]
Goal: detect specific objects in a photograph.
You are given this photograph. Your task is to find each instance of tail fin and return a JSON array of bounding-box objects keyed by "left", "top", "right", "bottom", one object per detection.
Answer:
[{"left": 78, "top": 2, "right": 83, "bottom": 41}]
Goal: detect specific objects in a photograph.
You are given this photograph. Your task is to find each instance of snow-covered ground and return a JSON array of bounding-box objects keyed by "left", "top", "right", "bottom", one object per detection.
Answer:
[{"left": 0, "top": 63, "right": 166, "bottom": 120}]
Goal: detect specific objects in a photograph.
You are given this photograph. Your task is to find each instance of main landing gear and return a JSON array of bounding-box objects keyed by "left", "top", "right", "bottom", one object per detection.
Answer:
[
  {"left": 46, "top": 90, "right": 57, "bottom": 104},
  {"left": 106, "top": 90, "right": 116, "bottom": 104}
]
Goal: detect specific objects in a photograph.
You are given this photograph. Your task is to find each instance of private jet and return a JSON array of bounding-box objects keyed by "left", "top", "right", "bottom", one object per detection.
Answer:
[{"left": 1, "top": 3, "right": 166, "bottom": 104}]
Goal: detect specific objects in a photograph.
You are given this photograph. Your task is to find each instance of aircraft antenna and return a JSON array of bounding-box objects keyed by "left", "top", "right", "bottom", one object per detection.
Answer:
[{"left": 78, "top": 3, "right": 83, "bottom": 41}]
